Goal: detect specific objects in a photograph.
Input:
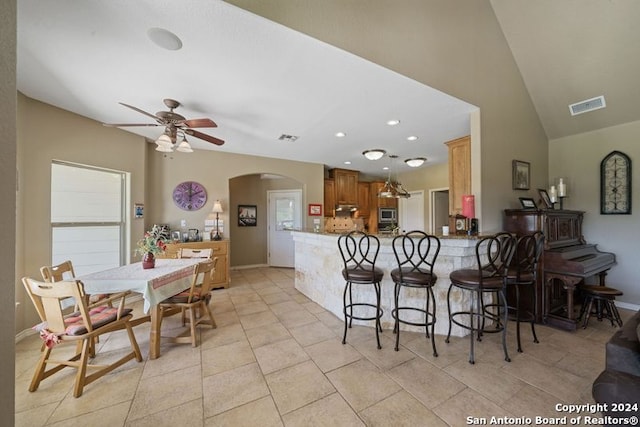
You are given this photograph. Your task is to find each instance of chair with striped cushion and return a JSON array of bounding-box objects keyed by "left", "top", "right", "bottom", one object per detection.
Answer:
[
  {"left": 159, "top": 258, "right": 217, "bottom": 347},
  {"left": 21, "top": 277, "right": 142, "bottom": 397}
]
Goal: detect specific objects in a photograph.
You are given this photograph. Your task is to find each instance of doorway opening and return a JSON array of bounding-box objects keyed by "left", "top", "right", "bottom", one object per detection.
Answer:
[{"left": 430, "top": 188, "right": 449, "bottom": 234}]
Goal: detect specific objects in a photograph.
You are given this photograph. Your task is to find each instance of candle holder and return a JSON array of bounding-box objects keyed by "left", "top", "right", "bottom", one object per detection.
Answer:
[{"left": 559, "top": 196, "right": 566, "bottom": 210}]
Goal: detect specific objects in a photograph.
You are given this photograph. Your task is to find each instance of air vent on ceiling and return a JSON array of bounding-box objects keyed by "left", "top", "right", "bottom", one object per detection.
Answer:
[
  {"left": 278, "top": 134, "right": 299, "bottom": 142},
  {"left": 569, "top": 95, "right": 606, "bottom": 116}
]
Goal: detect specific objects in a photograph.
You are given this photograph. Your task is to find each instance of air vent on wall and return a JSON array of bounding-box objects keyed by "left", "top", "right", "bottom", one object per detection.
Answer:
[
  {"left": 569, "top": 95, "right": 606, "bottom": 116},
  {"left": 278, "top": 134, "right": 299, "bottom": 142}
]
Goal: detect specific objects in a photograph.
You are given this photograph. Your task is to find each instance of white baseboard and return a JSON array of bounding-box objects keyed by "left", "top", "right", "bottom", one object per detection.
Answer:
[
  {"left": 231, "top": 264, "right": 269, "bottom": 270},
  {"left": 615, "top": 300, "right": 640, "bottom": 312}
]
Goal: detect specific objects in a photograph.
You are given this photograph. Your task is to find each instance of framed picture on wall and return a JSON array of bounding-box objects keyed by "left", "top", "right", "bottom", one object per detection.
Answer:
[
  {"left": 238, "top": 205, "right": 257, "bottom": 226},
  {"left": 308, "top": 204, "right": 322, "bottom": 216},
  {"left": 134, "top": 203, "right": 144, "bottom": 218},
  {"left": 512, "top": 160, "right": 530, "bottom": 190}
]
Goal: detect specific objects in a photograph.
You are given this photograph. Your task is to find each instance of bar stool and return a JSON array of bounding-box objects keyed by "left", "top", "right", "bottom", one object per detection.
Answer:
[
  {"left": 506, "top": 231, "right": 544, "bottom": 353},
  {"left": 390, "top": 231, "right": 440, "bottom": 354},
  {"left": 446, "top": 232, "right": 516, "bottom": 364},
  {"left": 338, "top": 230, "right": 384, "bottom": 349},
  {"left": 578, "top": 285, "right": 624, "bottom": 328}
]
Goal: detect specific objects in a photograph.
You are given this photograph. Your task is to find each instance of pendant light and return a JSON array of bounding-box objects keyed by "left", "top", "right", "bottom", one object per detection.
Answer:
[{"left": 378, "top": 155, "right": 410, "bottom": 199}]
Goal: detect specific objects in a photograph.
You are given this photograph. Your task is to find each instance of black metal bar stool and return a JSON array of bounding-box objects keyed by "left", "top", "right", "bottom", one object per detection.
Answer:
[
  {"left": 390, "top": 231, "right": 440, "bottom": 354},
  {"left": 578, "top": 285, "right": 624, "bottom": 328},
  {"left": 506, "top": 231, "right": 544, "bottom": 353},
  {"left": 446, "top": 232, "right": 516, "bottom": 364},
  {"left": 338, "top": 230, "right": 384, "bottom": 349}
]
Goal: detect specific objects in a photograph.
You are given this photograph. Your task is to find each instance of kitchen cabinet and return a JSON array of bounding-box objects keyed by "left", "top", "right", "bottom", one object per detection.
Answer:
[
  {"left": 357, "top": 182, "right": 370, "bottom": 218},
  {"left": 367, "top": 181, "right": 397, "bottom": 233},
  {"left": 445, "top": 135, "right": 471, "bottom": 216},
  {"left": 161, "top": 240, "right": 230, "bottom": 288},
  {"left": 330, "top": 168, "right": 359, "bottom": 205},
  {"left": 324, "top": 179, "right": 335, "bottom": 217}
]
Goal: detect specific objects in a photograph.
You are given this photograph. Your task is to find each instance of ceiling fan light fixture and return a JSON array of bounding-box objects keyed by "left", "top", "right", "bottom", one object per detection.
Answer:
[
  {"left": 176, "top": 138, "right": 193, "bottom": 153},
  {"left": 405, "top": 157, "right": 427, "bottom": 167},
  {"left": 363, "top": 149, "right": 386, "bottom": 161},
  {"left": 155, "top": 144, "right": 173, "bottom": 153},
  {"left": 156, "top": 134, "right": 173, "bottom": 147}
]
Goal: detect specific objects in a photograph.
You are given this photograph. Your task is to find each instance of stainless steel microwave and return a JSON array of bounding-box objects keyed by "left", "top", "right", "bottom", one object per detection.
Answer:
[{"left": 379, "top": 207, "right": 397, "bottom": 223}]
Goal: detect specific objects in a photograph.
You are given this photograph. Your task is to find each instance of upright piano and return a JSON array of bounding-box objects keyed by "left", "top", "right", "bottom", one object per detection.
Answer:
[{"left": 504, "top": 209, "right": 616, "bottom": 330}]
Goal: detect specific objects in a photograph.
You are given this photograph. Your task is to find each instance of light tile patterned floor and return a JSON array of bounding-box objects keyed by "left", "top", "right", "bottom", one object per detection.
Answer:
[{"left": 15, "top": 267, "right": 634, "bottom": 426}]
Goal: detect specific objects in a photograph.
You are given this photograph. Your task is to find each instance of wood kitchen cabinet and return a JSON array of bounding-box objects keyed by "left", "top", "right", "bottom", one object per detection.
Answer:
[
  {"left": 161, "top": 240, "right": 230, "bottom": 288},
  {"left": 445, "top": 135, "right": 471, "bottom": 215},
  {"left": 330, "top": 168, "right": 359, "bottom": 205},
  {"left": 324, "top": 179, "right": 335, "bottom": 217},
  {"left": 367, "top": 181, "right": 397, "bottom": 233},
  {"left": 357, "top": 181, "right": 370, "bottom": 218}
]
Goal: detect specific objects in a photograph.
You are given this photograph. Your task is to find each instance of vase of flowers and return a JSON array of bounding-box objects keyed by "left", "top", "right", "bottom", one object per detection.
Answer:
[{"left": 137, "top": 225, "right": 168, "bottom": 269}]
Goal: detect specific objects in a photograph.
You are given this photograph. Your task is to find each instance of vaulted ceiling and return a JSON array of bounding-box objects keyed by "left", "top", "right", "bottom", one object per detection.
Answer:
[{"left": 17, "top": 1, "right": 640, "bottom": 177}]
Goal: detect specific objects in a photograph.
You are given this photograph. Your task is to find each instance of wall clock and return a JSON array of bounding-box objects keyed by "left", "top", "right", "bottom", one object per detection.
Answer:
[
  {"left": 172, "top": 181, "right": 207, "bottom": 211},
  {"left": 600, "top": 151, "right": 631, "bottom": 215}
]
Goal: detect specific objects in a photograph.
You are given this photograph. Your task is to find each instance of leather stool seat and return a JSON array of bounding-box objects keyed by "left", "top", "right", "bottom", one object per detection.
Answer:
[
  {"left": 342, "top": 267, "right": 384, "bottom": 283},
  {"left": 579, "top": 285, "right": 624, "bottom": 328}
]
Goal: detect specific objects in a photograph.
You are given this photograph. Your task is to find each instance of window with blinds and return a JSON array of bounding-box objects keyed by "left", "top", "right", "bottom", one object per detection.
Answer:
[{"left": 51, "top": 161, "right": 127, "bottom": 275}]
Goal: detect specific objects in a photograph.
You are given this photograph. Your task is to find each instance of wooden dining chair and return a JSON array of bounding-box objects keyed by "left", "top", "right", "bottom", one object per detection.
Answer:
[
  {"left": 21, "top": 277, "right": 142, "bottom": 397},
  {"left": 159, "top": 258, "right": 217, "bottom": 347},
  {"left": 41, "top": 260, "right": 112, "bottom": 307}
]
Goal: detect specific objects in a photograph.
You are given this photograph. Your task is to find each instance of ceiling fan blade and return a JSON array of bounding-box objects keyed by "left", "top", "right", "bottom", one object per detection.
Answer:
[
  {"left": 184, "top": 129, "right": 225, "bottom": 146},
  {"left": 119, "top": 102, "right": 161, "bottom": 121},
  {"left": 179, "top": 118, "right": 217, "bottom": 128},
  {"left": 102, "top": 123, "right": 160, "bottom": 127}
]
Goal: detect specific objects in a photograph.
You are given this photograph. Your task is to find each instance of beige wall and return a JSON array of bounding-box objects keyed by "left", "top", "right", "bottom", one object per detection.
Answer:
[
  {"left": 226, "top": 0, "right": 549, "bottom": 231},
  {"left": 15, "top": 96, "right": 324, "bottom": 332},
  {"left": 16, "top": 95, "right": 147, "bottom": 331},
  {"left": 229, "top": 174, "right": 302, "bottom": 266},
  {"left": 549, "top": 120, "right": 640, "bottom": 306},
  {"left": 2, "top": 0, "right": 16, "bottom": 420}
]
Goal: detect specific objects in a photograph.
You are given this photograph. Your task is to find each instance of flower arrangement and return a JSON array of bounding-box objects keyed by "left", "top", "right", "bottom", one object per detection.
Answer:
[{"left": 136, "top": 224, "right": 168, "bottom": 256}]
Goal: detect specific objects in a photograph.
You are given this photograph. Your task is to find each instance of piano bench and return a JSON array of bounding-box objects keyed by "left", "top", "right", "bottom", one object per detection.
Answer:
[{"left": 578, "top": 285, "right": 623, "bottom": 329}]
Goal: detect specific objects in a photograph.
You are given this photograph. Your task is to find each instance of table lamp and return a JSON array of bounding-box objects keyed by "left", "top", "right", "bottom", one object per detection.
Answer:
[{"left": 209, "top": 200, "right": 223, "bottom": 241}]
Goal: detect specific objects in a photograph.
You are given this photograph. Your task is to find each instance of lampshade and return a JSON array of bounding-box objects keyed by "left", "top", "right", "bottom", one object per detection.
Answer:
[
  {"left": 176, "top": 138, "right": 193, "bottom": 153},
  {"left": 155, "top": 144, "right": 173, "bottom": 153},
  {"left": 405, "top": 157, "right": 426, "bottom": 167},
  {"left": 362, "top": 149, "right": 386, "bottom": 161},
  {"left": 212, "top": 200, "right": 223, "bottom": 213},
  {"left": 156, "top": 134, "right": 173, "bottom": 147}
]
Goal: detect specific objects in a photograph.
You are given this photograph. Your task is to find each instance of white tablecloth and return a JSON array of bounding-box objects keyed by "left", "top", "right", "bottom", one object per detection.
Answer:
[{"left": 78, "top": 258, "right": 201, "bottom": 312}]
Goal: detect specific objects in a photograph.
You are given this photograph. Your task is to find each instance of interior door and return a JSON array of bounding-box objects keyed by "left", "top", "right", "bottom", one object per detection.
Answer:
[{"left": 268, "top": 190, "right": 302, "bottom": 267}]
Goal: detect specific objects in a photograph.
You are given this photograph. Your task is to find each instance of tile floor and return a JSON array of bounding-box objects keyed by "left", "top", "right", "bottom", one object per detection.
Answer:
[{"left": 15, "top": 267, "right": 634, "bottom": 426}]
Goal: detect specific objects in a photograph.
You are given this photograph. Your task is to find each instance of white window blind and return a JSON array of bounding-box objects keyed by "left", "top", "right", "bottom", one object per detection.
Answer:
[{"left": 51, "top": 162, "right": 126, "bottom": 276}]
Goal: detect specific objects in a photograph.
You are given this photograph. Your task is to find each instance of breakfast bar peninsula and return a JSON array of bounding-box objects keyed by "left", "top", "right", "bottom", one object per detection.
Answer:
[{"left": 292, "top": 230, "right": 486, "bottom": 337}]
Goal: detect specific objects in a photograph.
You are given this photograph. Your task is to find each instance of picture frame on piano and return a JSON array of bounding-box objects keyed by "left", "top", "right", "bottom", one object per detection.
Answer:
[
  {"left": 538, "top": 189, "right": 553, "bottom": 209},
  {"left": 519, "top": 197, "right": 537, "bottom": 209}
]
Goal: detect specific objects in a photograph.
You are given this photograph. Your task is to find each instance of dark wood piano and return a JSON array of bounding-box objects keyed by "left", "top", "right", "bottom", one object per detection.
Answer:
[{"left": 504, "top": 209, "right": 616, "bottom": 331}]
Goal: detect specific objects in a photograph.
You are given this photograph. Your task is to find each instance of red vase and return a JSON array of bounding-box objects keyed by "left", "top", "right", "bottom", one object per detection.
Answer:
[{"left": 142, "top": 252, "right": 155, "bottom": 269}]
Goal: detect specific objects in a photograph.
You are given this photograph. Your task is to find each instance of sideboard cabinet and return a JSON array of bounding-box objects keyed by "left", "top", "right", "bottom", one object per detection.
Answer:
[{"left": 162, "top": 240, "right": 230, "bottom": 288}]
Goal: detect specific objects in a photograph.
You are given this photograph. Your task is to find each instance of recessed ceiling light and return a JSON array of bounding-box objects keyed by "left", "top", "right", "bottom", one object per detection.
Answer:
[
  {"left": 405, "top": 157, "right": 427, "bottom": 167},
  {"left": 386, "top": 119, "right": 400, "bottom": 126},
  {"left": 147, "top": 28, "right": 183, "bottom": 51},
  {"left": 344, "top": 161, "right": 351, "bottom": 165},
  {"left": 383, "top": 166, "right": 389, "bottom": 170},
  {"left": 335, "top": 132, "right": 346, "bottom": 138},
  {"left": 407, "top": 136, "right": 418, "bottom": 141}
]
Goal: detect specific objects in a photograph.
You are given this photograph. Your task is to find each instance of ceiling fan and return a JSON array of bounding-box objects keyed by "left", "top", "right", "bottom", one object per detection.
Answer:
[{"left": 103, "top": 98, "right": 225, "bottom": 148}]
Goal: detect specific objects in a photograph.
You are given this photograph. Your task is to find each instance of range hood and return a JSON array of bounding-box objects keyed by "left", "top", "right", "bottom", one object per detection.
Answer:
[{"left": 335, "top": 204, "right": 358, "bottom": 212}]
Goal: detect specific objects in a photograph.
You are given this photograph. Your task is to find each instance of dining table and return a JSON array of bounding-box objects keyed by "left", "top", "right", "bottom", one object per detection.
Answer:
[{"left": 77, "top": 258, "right": 202, "bottom": 359}]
